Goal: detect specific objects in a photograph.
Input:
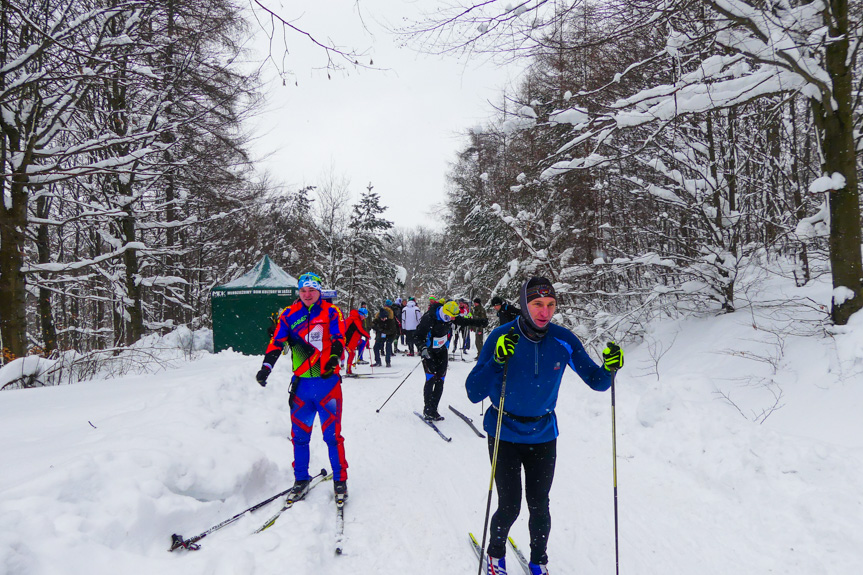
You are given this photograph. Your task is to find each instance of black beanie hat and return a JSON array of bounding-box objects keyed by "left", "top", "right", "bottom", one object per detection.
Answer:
[
  {"left": 490, "top": 296, "right": 503, "bottom": 306},
  {"left": 473, "top": 297, "right": 482, "bottom": 304},
  {"left": 524, "top": 277, "right": 555, "bottom": 303}
]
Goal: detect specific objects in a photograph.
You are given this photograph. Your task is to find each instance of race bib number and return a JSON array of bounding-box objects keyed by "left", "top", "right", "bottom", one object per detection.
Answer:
[
  {"left": 306, "top": 325, "right": 324, "bottom": 351},
  {"left": 432, "top": 335, "right": 447, "bottom": 349}
]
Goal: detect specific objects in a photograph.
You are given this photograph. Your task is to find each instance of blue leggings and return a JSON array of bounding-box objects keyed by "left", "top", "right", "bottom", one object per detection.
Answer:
[{"left": 290, "top": 375, "right": 348, "bottom": 481}]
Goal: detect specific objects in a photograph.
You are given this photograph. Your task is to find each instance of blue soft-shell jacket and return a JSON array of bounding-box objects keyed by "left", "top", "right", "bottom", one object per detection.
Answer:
[{"left": 465, "top": 320, "right": 611, "bottom": 444}]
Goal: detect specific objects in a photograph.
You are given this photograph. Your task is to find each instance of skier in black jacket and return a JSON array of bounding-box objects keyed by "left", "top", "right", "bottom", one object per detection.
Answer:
[
  {"left": 415, "top": 300, "right": 488, "bottom": 420},
  {"left": 491, "top": 296, "right": 521, "bottom": 326}
]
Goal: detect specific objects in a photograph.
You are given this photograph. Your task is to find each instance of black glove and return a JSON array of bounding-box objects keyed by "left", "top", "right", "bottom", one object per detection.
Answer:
[
  {"left": 420, "top": 348, "right": 431, "bottom": 360},
  {"left": 494, "top": 332, "right": 520, "bottom": 363},
  {"left": 322, "top": 355, "right": 340, "bottom": 377},
  {"left": 256, "top": 365, "right": 271, "bottom": 386},
  {"left": 603, "top": 341, "right": 624, "bottom": 371},
  {"left": 322, "top": 340, "right": 344, "bottom": 378}
]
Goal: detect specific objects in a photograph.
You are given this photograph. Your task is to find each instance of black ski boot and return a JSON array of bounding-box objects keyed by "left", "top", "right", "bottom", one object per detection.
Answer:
[
  {"left": 287, "top": 479, "right": 311, "bottom": 503},
  {"left": 423, "top": 409, "right": 445, "bottom": 422},
  {"left": 334, "top": 480, "right": 348, "bottom": 506}
]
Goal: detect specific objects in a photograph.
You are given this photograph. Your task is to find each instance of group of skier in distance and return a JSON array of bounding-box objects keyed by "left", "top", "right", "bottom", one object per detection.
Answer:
[{"left": 253, "top": 272, "right": 624, "bottom": 575}]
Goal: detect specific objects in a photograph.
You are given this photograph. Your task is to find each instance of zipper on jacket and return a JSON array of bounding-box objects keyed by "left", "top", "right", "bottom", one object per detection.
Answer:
[
  {"left": 304, "top": 305, "right": 314, "bottom": 375},
  {"left": 535, "top": 342, "right": 539, "bottom": 377}
]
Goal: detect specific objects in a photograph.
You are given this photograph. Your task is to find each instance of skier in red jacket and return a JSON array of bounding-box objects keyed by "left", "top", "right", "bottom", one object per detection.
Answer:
[{"left": 343, "top": 308, "right": 370, "bottom": 375}]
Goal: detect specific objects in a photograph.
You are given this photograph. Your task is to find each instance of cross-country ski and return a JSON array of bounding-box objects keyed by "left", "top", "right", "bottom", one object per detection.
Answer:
[
  {"left": 334, "top": 494, "right": 347, "bottom": 555},
  {"left": 253, "top": 469, "right": 332, "bottom": 533},
  {"left": 414, "top": 410, "right": 452, "bottom": 442},
  {"left": 507, "top": 537, "right": 531, "bottom": 575},
  {"left": 449, "top": 404, "right": 485, "bottom": 438}
]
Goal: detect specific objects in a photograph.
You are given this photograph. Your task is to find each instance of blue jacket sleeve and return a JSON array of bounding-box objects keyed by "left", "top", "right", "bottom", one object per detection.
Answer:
[{"left": 563, "top": 329, "right": 612, "bottom": 391}]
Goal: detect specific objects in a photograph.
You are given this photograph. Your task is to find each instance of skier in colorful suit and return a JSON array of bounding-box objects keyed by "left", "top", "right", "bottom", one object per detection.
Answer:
[
  {"left": 256, "top": 272, "right": 349, "bottom": 502},
  {"left": 466, "top": 276, "right": 624, "bottom": 575}
]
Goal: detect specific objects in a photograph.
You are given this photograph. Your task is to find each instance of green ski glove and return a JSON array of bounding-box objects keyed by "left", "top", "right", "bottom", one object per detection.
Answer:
[
  {"left": 603, "top": 341, "right": 624, "bottom": 371},
  {"left": 494, "top": 332, "right": 520, "bottom": 364}
]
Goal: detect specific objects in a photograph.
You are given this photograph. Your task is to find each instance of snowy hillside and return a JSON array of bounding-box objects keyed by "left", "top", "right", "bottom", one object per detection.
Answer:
[{"left": 1, "top": 274, "right": 862, "bottom": 575}]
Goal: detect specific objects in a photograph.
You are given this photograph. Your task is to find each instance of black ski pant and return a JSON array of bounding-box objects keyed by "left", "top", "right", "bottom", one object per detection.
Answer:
[
  {"left": 404, "top": 329, "right": 418, "bottom": 353},
  {"left": 422, "top": 349, "right": 448, "bottom": 415},
  {"left": 486, "top": 437, "right": 556, "bottom": 566}
]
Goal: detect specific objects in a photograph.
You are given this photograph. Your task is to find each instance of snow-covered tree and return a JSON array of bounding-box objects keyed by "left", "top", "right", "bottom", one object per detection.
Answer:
[
  {"left": 415, "top": 0, "right": 854, "bottom": 327},
  {"left": 2, "top": 0, "right": 266, "bottom": 359},
  {"left": 342, "top": 184, "right": 396, "bottom": 308},
  {"left": 538, "top": 0, "right": 861, "bottom": 324},
  {"left": 1, "top": 0, "right": 163, "bottom": 357},
  {"left": 389, "top": 226, "right": 449, "bottom": 300}
]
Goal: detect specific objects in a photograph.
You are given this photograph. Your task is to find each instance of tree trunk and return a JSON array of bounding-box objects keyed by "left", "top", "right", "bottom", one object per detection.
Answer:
[
  {"left": 122, "top": 209, "right": 144, "bottom": 345},
  {"left": 163, "top": 0, "right": 178, "bottom": 325},
  {"left": 35, "top": 193, "right": 57, "bottom": 355},
  {"left": 790, "top": 99, "right": 810, "bottom": 285},
  {"left": 0, "top": 4, "right": 28, "bottom": 359},
  {"left": 0, "top": 174, "right": 28, "bottom": 359},
  {"left": 816, "top": 0, "right": 862, "bottom": 325},
  {"left": 706, "top": 111, "right": 734, "bottom": 313},
  {"left": 766, "top": 113, "right": 780, "bottom": 247},
  {"left": 723, "top": 108, "right": 738, "bottom": 312}
]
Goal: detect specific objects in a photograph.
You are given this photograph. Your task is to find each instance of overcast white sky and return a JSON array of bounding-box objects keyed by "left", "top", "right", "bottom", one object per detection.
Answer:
[{"left": 244, "top": 1, "right": 522, "bottom": 230}]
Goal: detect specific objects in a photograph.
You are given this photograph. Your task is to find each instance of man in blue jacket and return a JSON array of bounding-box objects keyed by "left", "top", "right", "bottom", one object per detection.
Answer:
[{"left": 466, "top": 277, "right": 624, "bottom": 575}]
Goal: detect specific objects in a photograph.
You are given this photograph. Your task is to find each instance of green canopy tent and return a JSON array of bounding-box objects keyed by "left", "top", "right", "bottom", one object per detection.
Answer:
[{"left": 211, "top": 256, "right": 298, "bottom": 354}]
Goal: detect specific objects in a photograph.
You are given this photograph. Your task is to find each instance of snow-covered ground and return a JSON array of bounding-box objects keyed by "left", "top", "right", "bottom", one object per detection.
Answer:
[{"left": 1, "top": 273, "right": 862, "bottom": 575}]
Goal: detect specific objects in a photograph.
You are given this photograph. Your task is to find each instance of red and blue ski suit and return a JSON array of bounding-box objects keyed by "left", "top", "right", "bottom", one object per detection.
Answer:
[
  {"left": 344, "top": 309, "right": 370, "bottom": 374},
  {"left": 264, "top": 299, "right": 348, "bottom": 482}
]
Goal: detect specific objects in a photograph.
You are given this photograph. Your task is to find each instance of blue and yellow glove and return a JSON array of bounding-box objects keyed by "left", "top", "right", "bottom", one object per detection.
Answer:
[
  {"left": 602, "top": 341, "right": 624, "bottom": 371},
  {"left": 494, "top": 332, "right": 520, "bottom": 364}
]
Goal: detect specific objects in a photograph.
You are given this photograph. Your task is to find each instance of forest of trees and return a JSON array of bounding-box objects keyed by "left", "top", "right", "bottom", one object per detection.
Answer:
[
  {"left": 404, "top": 0, "right": 861, "bottom": 346},
  {"left": 2, "top": 0, "right": 860, "bottom": 376}
]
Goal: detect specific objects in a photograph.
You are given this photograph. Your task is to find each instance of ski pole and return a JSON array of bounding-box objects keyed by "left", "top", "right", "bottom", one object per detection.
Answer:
[
  {"left": 477, "top": 330, "right": 514, "bottom": 575},
  {"left": 374, "top": 359, "right": 423, "bottom": 413},
  {"left": 169, "top": 468, "right": 328, "bottom": 551},
  {"left": 611, "top": 370, "right": 620, "bottom": 574}
]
